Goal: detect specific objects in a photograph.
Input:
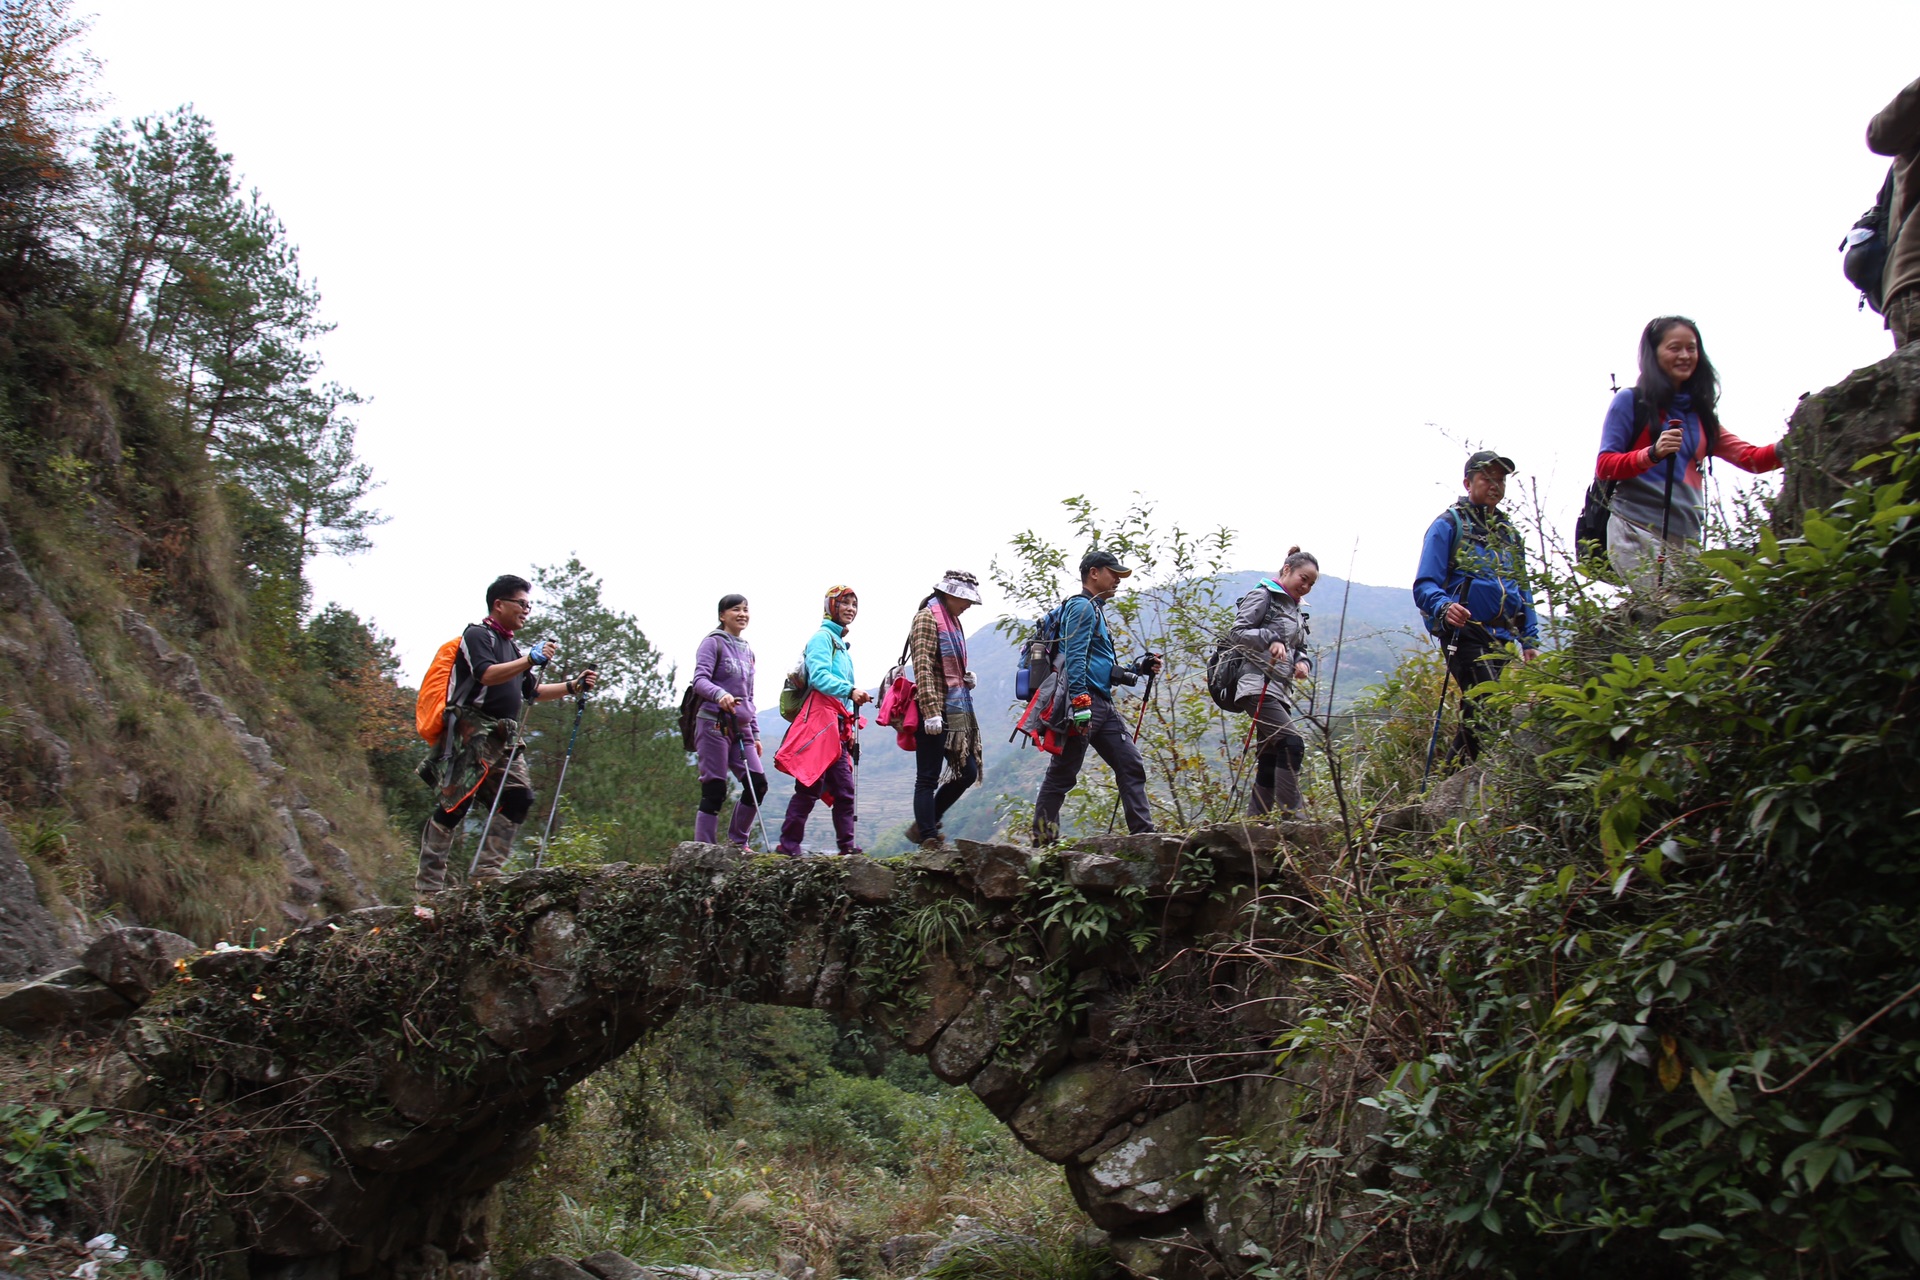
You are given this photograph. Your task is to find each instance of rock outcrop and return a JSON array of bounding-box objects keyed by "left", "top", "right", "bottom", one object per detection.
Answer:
[
  {"left": 1777, "top": 342, "right": 1920, "bottom": 534},
  {"left": 0, "top": 823, "right": 70, "bottom": 981}
]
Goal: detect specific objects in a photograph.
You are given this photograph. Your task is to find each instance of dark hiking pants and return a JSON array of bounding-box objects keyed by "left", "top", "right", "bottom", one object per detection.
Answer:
[
  {"left": 1235, "top": 688, "right": 1305, "bottom": 816},
  {"left": 1445, "top": 634, "right": 1511, "bottom": 766},
  {"left": 1032, "top": 695, "right": 1152, "bottom": 843},
  {"left": 913, "top": 727, "right": 979, "bottom": 838}
]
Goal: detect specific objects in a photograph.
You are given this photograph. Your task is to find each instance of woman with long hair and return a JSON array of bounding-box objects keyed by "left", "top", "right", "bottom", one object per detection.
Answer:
[
  {"left": 689, "top": 594, "right": 766, "bottom": 847},
  {"left": 1595, "top": 316, "right": 1783, "bottom": 583},
  {"left": 903, "top": 570, "right": 984, "bottom": 850}
]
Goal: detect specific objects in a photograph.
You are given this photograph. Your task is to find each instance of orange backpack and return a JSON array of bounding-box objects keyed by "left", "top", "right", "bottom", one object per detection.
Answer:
[{"left": 415, "top": 637, "right": 463, "bottom": 745}]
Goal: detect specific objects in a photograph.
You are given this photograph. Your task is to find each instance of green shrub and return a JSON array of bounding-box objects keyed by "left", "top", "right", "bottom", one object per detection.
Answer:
[
  {"left": 1267, "top": 434, "right": 1920, "bottom": 1276},
  {"left": 0, "top": 1104, "right": 107, "bottom": 1206}
]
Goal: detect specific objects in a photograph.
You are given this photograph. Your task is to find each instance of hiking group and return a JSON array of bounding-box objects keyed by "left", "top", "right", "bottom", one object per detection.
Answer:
[
  {"left": 407, "top": 74, "right": 1916, "bottom": 889},
  {"left": 404, "top": 322, "right": 1788, "bottom": 889},
  {"left": 405, "top": 309, "right": 1794, "bottom": 890}
]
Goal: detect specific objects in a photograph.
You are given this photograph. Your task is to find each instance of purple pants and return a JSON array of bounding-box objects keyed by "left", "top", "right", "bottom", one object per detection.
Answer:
[
  {"left": 778, "top": 745, "right": 857, "bottom": 854},
  {"left": 694, "top": 718, "right": 764, "bottom": 845}
]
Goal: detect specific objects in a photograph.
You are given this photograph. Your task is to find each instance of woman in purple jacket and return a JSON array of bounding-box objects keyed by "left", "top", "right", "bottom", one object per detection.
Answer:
[{"left": 691, "top": 594, "right": 767, "bottom": 846}]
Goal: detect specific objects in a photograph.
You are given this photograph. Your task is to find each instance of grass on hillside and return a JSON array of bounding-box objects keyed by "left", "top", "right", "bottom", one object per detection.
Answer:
[{"left": 0, "top": 469, "right": 410, "bottom": 943}]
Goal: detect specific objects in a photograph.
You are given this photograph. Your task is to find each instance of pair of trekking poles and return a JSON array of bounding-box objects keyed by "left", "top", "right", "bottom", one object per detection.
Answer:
[{"left": 464, "top": 675, "right": 591, "bottom": 880}]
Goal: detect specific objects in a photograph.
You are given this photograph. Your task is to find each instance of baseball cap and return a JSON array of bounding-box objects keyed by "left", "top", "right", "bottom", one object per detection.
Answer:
[
  {"left": 1464, "top": 449, "right": 1516, "bottom": 477},
  {"left": 1079, "top": 550, "right": 1133, "bottom": 578}
]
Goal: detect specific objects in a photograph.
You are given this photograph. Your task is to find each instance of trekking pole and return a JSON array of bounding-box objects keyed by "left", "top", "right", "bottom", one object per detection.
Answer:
[
  {"left": 1419, "top": 646, "right": 1454, "bottom": 789},
  {"left": 1103, "top": 666, "right": 1156, "bottom": 834},
  {"left": 1225, "top": 675, "right": 1270, "bottom": 818},
  {"left": 721, "top": 635, "right": 779, "bottom": 854},
  {"left": 1420, "top": 584, "right": 1469, "bottom": 791},
  {"left": 532, "top": 686, "right": 590, "bottom": 870},
  {"left": 746, "top": 759, "right": 778, "bottom": 855},
  {"left": 469, "top": 698, "right": 535, "bottom": 881},
  {"left": 1655, "top": 428, "right": 1679, "bottom": 590}
]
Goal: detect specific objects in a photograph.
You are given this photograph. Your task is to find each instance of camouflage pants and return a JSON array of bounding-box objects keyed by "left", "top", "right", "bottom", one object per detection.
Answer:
[
  {"left": 1891, "top": 289, "right": 1920, "bottom": 350},
  {"left": 416, "top": 712, "right": 534, "bottom": 892}
]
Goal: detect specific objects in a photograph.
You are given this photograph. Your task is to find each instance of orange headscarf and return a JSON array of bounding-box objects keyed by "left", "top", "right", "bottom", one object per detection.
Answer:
[{"left": 823, "top": 584, "right": 857, "bottom": 618}]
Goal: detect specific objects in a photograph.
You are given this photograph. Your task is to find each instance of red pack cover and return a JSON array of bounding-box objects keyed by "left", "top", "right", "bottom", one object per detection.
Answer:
[{"left": 877, "top": 675, "right": 921, "bottom": 750}]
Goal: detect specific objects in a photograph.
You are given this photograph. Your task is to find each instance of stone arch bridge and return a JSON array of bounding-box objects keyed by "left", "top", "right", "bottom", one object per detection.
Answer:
[{"left": 49, "top": 827, "right": 1365, "bottom": 1280}]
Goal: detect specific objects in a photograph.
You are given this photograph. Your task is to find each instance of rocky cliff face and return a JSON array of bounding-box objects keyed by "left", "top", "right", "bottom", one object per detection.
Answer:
[{"left": 0, "top": 390, "right": 401, "bottom": 949}]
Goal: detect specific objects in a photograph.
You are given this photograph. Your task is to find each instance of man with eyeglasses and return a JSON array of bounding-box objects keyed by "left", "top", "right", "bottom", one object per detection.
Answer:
[
  {"left": 1412, "top": 451, "right": 1540, "bottom": 769},
  {"left": 416, "top": 573, "right": 598, "bottom": 894}
]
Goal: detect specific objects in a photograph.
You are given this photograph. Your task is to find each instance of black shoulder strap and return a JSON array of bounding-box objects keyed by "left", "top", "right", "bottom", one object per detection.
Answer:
[{"left": 449, "top": 627, "right": 487, "bottom": 709}]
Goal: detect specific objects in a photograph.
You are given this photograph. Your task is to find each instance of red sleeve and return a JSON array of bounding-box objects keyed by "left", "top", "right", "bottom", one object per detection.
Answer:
[
  {"left": 1596, "top": 435, "right": 1655, "bottom": 482},
  {"left": 1711, "top": 427, "right": 1781, "bottom": 474}
]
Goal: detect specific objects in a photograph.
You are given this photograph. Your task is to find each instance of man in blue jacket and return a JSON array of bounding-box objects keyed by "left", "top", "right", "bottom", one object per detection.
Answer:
[
  {"left": 1412, "top": 450, "right": 1541, "bottom": 766},
  {"left": 1032, "top": 550, "right": 1165, "bottom": 844}
]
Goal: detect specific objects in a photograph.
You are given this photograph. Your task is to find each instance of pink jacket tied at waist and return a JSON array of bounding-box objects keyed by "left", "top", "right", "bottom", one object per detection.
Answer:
[{"left": 773, "top": 688, "right": 852, "bottom": 788}]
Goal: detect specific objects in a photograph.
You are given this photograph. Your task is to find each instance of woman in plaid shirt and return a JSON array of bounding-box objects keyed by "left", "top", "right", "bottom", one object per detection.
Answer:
[{"left": 903, "top": 570, "right": 984, "bottom": 849}]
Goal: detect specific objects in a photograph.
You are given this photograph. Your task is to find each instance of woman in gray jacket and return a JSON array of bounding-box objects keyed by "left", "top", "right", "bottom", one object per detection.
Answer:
[{"left": 1228, "top": 547, "right": 1318, "bottom": 816}]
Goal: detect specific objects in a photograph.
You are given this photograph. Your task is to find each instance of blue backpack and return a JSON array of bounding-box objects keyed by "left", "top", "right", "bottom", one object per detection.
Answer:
[{"left": 1014, "top": 601, "right": 1069, "bottom": 701}]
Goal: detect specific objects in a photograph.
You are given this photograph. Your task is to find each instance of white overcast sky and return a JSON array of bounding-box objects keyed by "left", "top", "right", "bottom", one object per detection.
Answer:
[{"left": 80, "top": 2, "right": 1915, "bottom": 684}]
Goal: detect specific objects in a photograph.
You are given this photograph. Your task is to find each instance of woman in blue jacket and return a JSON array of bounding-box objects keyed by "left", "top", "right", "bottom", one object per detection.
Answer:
[{"left": 776, "top": 585, "right": 872, "bottom": 855}]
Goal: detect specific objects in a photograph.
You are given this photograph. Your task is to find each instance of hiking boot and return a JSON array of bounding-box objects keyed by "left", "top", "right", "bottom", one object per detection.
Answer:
[
  {"left": 414, "top": 817, "right": 458, "bottom": 895},
  {"left": 918, "top": 835, "right": 947, "bottom": 852},
  {"left": 1273, "top": 768, "right": 1302, "bottom": 816},
  {"left": 470, "top": 817, "right": 520, "bottom": 882},
  {"left": 904, "top": 822, "right": 923, "bottom": 845}
]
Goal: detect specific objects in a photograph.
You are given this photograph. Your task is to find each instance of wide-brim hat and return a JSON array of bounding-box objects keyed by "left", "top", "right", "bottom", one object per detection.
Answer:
[{"left": 933, "top": 570, "right": 984, "bottom": 605}]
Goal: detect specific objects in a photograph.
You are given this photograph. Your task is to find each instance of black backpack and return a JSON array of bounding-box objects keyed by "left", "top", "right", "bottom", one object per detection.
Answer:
[
  {"left": 678, "top": 629, "right": 731, "bottom": 751},
  {"left": 677, "top": 685, "right": 703, "bottom": 752},
  {"left": 1842, "top": 164, "right": 1907, "bottom": 316},
  {"left": 1574, "top": 389, "right": 1720, "bottom": 563},
  {"left": 1205, "top": 586, "right": 1273, "bottom": 711}
]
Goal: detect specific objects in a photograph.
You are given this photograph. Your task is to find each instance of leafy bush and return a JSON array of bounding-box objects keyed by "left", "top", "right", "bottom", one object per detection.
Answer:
[
  {"left": 0, "top": 1104, "right": 106, "bottom": 1206},
  {"left": 1258, "top": 434, "right": 1920, "bottom": 1276}
]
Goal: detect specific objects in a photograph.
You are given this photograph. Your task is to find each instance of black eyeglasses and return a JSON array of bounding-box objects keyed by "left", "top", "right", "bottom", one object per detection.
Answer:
[{"left": 504, "top": 597, "right": 533, "bottom": 611}]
